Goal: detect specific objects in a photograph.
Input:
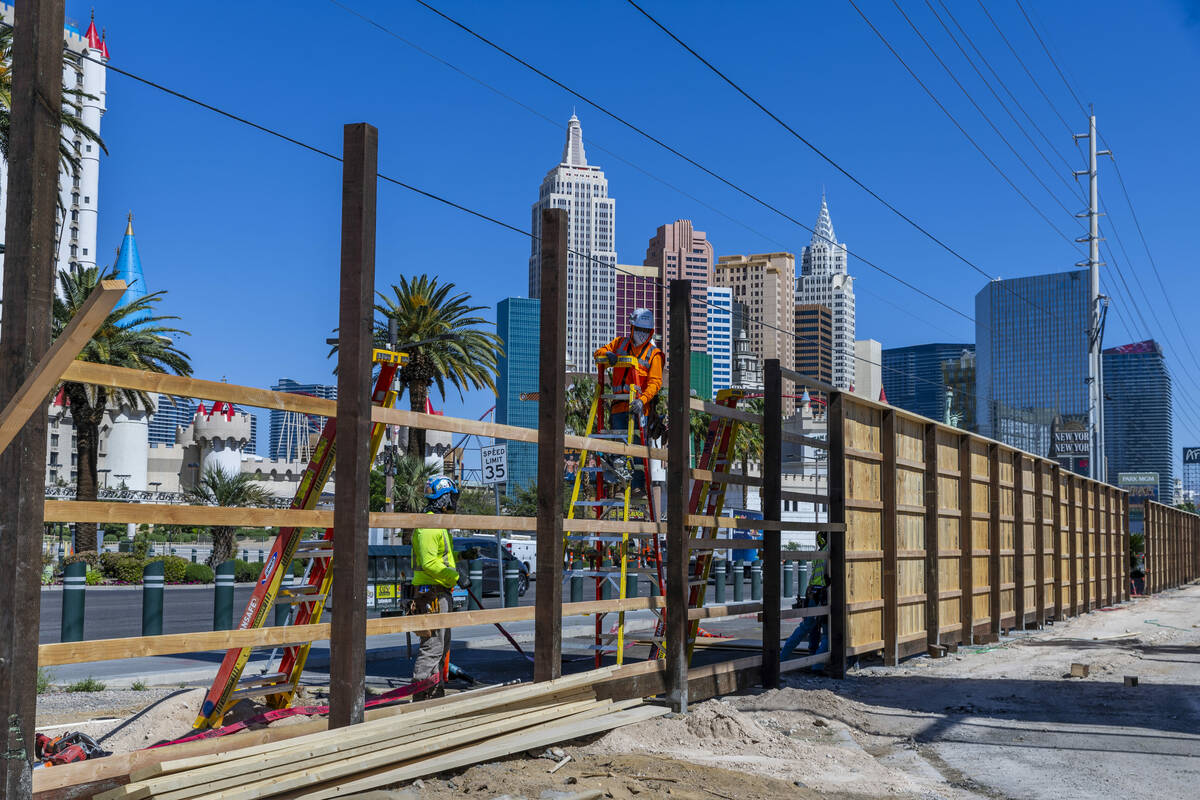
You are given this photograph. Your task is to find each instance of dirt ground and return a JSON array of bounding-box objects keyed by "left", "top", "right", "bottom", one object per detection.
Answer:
[{"left": 35, "top": 583, "right": 1200, "bottom": 799}]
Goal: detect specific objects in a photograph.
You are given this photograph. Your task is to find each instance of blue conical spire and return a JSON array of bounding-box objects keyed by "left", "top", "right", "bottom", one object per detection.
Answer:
[{"left": 113, "top": 212, "right": 149, "bottom": 323}]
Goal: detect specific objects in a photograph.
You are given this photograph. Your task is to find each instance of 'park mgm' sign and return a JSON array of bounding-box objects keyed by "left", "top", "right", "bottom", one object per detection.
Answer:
[{"left": 1117, "top": 472, "right": 1159, "bottom": 505}]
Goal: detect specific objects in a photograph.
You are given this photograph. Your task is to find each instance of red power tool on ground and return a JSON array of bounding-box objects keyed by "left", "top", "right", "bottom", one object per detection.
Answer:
[{"left": 34, "top": 731, "right": 109, "bottom": 767}]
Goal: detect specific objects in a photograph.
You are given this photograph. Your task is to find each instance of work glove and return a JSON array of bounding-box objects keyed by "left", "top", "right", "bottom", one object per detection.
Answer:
[
  {"left": 456, "top": 573, "right": 472, "bottom": 589},
  {"left": 630, "top": 397, "right": 644, "bottom": 417}
]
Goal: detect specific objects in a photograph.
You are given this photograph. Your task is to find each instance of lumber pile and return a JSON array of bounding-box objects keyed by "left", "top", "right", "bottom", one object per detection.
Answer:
[{"left": 95, "top": 669, "right": 665, "bottom": 800}]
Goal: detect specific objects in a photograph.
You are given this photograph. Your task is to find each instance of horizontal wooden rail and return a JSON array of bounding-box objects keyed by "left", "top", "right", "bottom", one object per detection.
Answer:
[
  {"left": 692, "top": 469, "right": 760, "bottom": 487},
  {"left": 688, "top": 538, "right": 763, "bottom": 550},
  {"left": 688, "top": 602, "right": 763, "bottom": 620},
  {"left": 688, "top": 397, "right": 763, "bottom": 425},
  {"left": 777, "top": 367, "right": 837, "bottom": 394},
  {"left": 781, "top": 549, "right": 829, "bottom": 561},
  {"left": 779, "top": 490, "right": 828, "bottom": 504},
  {"left": 686, "top": 515, "right": 845, "bottom": 532},
  {"left": 38, "top": 596, "right": 666, "bottom": 666},
  {"left": 779, "top": 652, "right": 829, "bottom": 672},
  {"left": 780, "top": 431, "right": 829, "bottom": 449}
]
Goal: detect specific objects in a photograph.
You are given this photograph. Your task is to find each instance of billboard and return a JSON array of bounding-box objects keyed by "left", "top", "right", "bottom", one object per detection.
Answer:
[
  {"left": 1117, "top": 472, "right": 1159, "bottom": 505},
  {"left": 1184, "top": 447, "right": 1200, "bottom": 465}
]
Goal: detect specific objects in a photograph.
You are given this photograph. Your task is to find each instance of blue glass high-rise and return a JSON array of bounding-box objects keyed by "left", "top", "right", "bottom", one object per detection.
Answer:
[
  {"left": 976, "top": 269, "right": 1090, "bottom": 462},
  {"left": 1103, "top": 340, "right": 1172, "bottom": 500},
  {"left": 881, "top": 343, "right": 974, "bottom": 423},
  {"left": 496, "top": 298, "right": 541, "bottom": 497}
]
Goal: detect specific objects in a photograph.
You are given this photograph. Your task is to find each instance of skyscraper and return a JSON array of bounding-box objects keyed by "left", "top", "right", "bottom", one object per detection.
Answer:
[
  {"left": 269, "top": 380, "right": 338, "bottom": 461},
  {"left": 615, "top": 264, "right": 661, "bottom": 347},
  {"left": 496, "top": 298, "right": 541, "bottom": 495},
  {"left": 528, "top": 114, "right": 617, "bottom": 372},
  {"left": 707, "top": 287, "right": 733, "bottom": 391},
  {"left": 797, "top": 196, "right": 855, "bottom": 390},
  {"left": 976, "top": 269, "right": 1090, "bottom": 464},
  {"left": 1103, "top": 340, "right": 1173, "bottom": 500},
  {"left": 882, "top": 343, "right": 975, "bottom": 421},
  {"left": 148, "top": 395, "right": 195, "bottom": 446},
  {"left": 1182, "top": 447, "right": 1200, "bottom": 503},
  {"left": 644, "top": 220, "right": 713, "bottom": 353},
  {"left": 714, "top": 252, "right": 796, "bottom": 411},
  {"left": 794, "top": 304, "right": 833, "bottom": 389}
]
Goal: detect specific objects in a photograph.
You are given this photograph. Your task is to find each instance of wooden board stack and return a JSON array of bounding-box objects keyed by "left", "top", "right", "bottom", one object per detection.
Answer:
[{"left": 95, "top": 669, "right": 665, "bottom": 800}]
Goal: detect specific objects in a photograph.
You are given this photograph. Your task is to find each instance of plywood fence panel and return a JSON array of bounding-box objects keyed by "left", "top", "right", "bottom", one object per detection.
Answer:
[
  {"left": 895, "top": 415, "right": 928, "bottom": 653},
  {"left": 936, "top": 430, "right": 963, "bottom": 639},
  {"left": 843, "top": 399, "right": 884, "bottom": 655},
  {"left": 971, "top": 441, "right": 993, "bottom": 636}
]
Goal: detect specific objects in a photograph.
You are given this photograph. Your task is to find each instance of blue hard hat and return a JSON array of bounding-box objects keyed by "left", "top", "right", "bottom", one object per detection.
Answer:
[{"left": 424, "top": 475, "right": 459, "bottom": 501}]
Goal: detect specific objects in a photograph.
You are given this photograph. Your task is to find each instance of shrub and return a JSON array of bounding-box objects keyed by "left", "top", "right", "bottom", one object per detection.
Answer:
[
  {"left": 130, "top": 680, "right": 148, "bottom": 691},
  {"left": 36, "top": 668, "right": 53, "bottom": 694},
  {"left": 63, "top": 552, "right": 100, "bottom": 570},
  {"left": 84, "top": 569, "right": 103, "bottom": 586},
  {"left": 232, "top": 559, "right": 262, "bottom": 583},
  {"left": 131, "top": 529, "right": 151, "bottom": 559},
  {"left": 290, "top": 559, "right": 306, "bottom": 578},
  {"left": 65, "top": 676, "right": 106, "bottom": 693},
  {"left": 99, "top": 552, "right": 146, "bottom": 584},
  {"left": 152, "top": 555, "right": 190, "bottom": 583},
  {"left": 184, "top": 563, "right": 213, "bottom": 584}
]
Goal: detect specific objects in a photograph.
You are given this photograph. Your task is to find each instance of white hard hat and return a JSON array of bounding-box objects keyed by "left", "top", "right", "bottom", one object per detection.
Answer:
[{"left": 629, "top": 308, "right": 654, "bottom": 331}]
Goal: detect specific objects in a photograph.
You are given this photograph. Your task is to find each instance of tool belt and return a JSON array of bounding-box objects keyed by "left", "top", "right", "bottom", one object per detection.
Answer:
[{"left": 409, "top": 586, "right": 449, "bottom": 638}]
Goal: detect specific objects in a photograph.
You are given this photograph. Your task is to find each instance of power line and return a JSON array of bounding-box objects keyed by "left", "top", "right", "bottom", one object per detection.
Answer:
[
  {"left": 927, "top": 0, "right": 1085, "bottom": 201},
  {"left": 847, "top": 0, "right": 1083, "bottom": 251},
  {"left": 619, "top": 0, "right": 1016, "bottom": 288},
  {"left": 402, "top": 0, "right": 976, "bottom": 323},
  {"left": 1014, "top": 0, "right": 1088, "bottom": 116}
]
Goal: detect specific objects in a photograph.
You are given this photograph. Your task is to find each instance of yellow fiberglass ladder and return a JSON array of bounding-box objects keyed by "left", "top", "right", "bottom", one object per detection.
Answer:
[{"left": 564, "top": 355, "right": 664, "bottom": 668}]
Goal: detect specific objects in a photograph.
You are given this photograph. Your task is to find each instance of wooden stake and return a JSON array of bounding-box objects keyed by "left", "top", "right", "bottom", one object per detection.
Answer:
[
  {"left": 761, "top": 359, "right": 782, "bottom": 688},
  {"left": 330, "top": 122, "right": 378, "bottom": 728},
  {"left": 880, "top": 410, "right": 898, "bottom": 665},
  {"left": 534, "top": 207, "right": 567, "bottom": 682},
  {"left": 826, "top": 392, "right": 847, "bottom": 678},
  {"left": 665, "top": 279, "right": 691, "bottom": 710},
  {"left": 0, "top": 2, "right": 64, "bottom": 797}
]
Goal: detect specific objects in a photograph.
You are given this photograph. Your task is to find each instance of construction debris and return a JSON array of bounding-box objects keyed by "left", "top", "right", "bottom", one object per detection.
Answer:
[{"left": 1070, "top": 662, "right": 1090, "bottom": 678}]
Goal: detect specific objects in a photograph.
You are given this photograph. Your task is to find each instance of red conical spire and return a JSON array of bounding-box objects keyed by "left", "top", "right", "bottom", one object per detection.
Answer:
[
  {"left": 84, "top": 10, "right": 102, "bottom": 50},
  {"left": 879, "top": 386, "right": 888, "bottom": 404},
  {"left": 100, "top": 27, "right": 109, "bottom": 59}
]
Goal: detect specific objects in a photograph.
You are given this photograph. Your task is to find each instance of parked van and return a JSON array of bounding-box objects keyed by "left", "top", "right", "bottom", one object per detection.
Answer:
[{"left": 502, "top": 536, "right": 537, "bottom": 576}]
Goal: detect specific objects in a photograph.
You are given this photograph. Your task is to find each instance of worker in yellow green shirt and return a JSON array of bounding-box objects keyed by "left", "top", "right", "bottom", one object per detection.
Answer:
[{"left": 411, "top": 475, "right": 470, "bottom": 699}]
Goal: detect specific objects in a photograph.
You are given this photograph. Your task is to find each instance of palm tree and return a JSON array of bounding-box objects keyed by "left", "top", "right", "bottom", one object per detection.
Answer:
[
  {"left": 374, "top": 276, "right": 503, "bottom": 459},
  {"left": 184, "top": 466, "right": 275, "bottom": 567},
  {"left": 390, "top": 453, "right": 440, "bottom": 515},
  {"left": 565, "top": 376, "right": 597, "bottom": 436},
  {"left": 733, "top": 398, "right": 766, "bottom": 507},
  {"left": 53, "top": 264, "right": 191, "bottom": 552},
  {"left": 0, "top": 25, "right": 107, "bottom": 207}
]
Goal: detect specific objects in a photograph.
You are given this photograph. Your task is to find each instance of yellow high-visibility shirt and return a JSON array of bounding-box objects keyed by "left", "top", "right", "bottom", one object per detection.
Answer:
[{"left": 412, "top": 516, "right": 458, "bottom": 588}]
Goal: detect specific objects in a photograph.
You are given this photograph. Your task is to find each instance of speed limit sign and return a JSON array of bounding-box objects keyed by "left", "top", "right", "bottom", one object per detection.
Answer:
[{"left": 481, "top": 444, "right": 507, "bottom": 485}]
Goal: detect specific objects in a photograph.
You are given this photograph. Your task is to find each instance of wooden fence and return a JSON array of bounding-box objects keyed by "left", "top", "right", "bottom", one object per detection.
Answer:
[
  {"left": 1143, "top": 500, "right": 1200, "bottom": 593},
  {"left": 834, "top": 393, "right": 1134, "bottom": 663}
]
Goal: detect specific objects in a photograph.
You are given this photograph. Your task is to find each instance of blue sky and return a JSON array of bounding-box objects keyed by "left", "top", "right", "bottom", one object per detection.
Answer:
[{"left": 77, "top": 1, "right": 1200, "bottom": 461}]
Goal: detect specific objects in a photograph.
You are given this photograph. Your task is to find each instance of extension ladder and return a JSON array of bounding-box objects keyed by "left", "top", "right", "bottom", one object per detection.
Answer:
[
  {"left": 194, "top": 348, "right": 406, "bottom": 729},
  {"left": 564, "top": 356, "right": 664, "bottom": 667},
  {"left": 651, "top": 388, "right": 746, "bottom": 661}
]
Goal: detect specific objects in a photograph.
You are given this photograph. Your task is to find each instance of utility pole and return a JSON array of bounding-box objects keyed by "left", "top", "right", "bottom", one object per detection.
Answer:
[{"left": 1074, "top": 111, "right": 1110, "bottom": 483}]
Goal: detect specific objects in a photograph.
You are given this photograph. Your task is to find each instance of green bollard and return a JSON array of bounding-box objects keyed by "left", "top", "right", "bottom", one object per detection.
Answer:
[
  {"left": 468, "top": 560, "right": 483, "bottom": 610},
  {"left": 504, "top": 563, "right": 520, "bottom": 608},
  {"left": 625, "top": 569, "right": 638, "bottom": 599},
  {"left": 214, "top": 561, "right": 235, "bottom": 630},
  {"left": 275, "top": 573, "right": 294, "bottom": 627},
  {"left": 798, "top": 562, "right": 811, "bottom": 599},
  {"left": 61, "top": 561, "right": 87, "bottom": 642},
  {"left": 733, "top": 560, "right": 745, "bottom": 602},
  {"left": 601, "top": 558, "right": 615, "bottom": 601},
  {"left": 751, "top": 559, "right": 762, "bottom": 601},
  {"left": 783, "top": 558, "right": 795, "bottom": 598},
  {"left": 713, "top": 555, "right": 726, "bottom": 604},
  {"left": 190, "top": 548, "right": 197, "bottom": 563},
  {"left": 570, "top": 558, "right": 584, "bottom": 603},
  {"left": 142, "top": 560, "right": 164, "bottom": 636}
]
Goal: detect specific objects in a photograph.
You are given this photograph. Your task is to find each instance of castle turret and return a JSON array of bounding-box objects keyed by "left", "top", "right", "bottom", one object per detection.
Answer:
[
  {"left": 113, "top": 213, "right": 148, "bottom": 319},
  {"left": 192, "top": 402, "right": 252, "bottom": 478}
]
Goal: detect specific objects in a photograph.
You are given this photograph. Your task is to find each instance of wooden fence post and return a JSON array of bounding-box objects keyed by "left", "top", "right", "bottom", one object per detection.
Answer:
[
  {"left": 1034, "top": 461, "right": 1046, "bottom": 627},
  {"left": 534, "top": 208, "right": 568, "bottom": 682},
  {"left": 988, "top": 445, "right": 1001, "bottom": 641},
  {"left": 665, "top": 279, "right": 692, "bottom": 710},
  {"left": 1068, "top": 477, "right": 1079, "bottom": 615},
  {"left": 1052, "top": 466, "right": 1063, "bottom": 620},
  {"left": 1013, "top": 456, "right": 1027, "bottom": 629},
  {"left": 330, "top": 122, "right": 378, "bottom": 729},
  {"left": 958, "top": 435, "right": 973, "bottom": 644},
  {"left": 1122, "top": 492, "right": 1130, "bottom": 600},
  {"left": 923, "top": 424, "right": 940, "bottom": 651},
  {"left": 880, "top": 411, "right": 898, "bottom": 664},
  {"left": 0, "top": 1, "right": 65, "bottom": 793},
  {"left": 827, "top": 392, "right": 848, "bottom": 678},
  {"left": 762, "top": 359, "right": 782, "bottom": 689}
]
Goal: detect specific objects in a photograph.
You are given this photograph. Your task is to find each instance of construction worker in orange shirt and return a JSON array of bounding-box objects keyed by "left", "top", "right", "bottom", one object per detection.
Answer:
[{"left": 594, "top": 308, "right": 664, "bottom": 491}]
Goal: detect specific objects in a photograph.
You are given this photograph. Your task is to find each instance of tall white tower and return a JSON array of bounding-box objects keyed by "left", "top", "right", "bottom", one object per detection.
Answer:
[
  {"left": 528, "top": 114, "right": 618, "bottom": 372},
  {"left": 0, "top": 6, "right": 107, "bottom": 310},
  {"left": 192, "top": 403, "right": 252, "bottom": 479},
  {"left": 797, "top": 195, "right": 856, "bottom": 390}
]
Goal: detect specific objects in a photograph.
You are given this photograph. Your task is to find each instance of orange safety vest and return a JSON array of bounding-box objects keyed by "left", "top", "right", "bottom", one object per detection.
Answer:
[{"left": 595, "top": 336, "right": 663, "bottom": 413}]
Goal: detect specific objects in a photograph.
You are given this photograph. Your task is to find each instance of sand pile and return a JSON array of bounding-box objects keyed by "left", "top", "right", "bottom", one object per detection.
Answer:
[{"left": 97, "top": 688, "right": 207, "bottom": 752}]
